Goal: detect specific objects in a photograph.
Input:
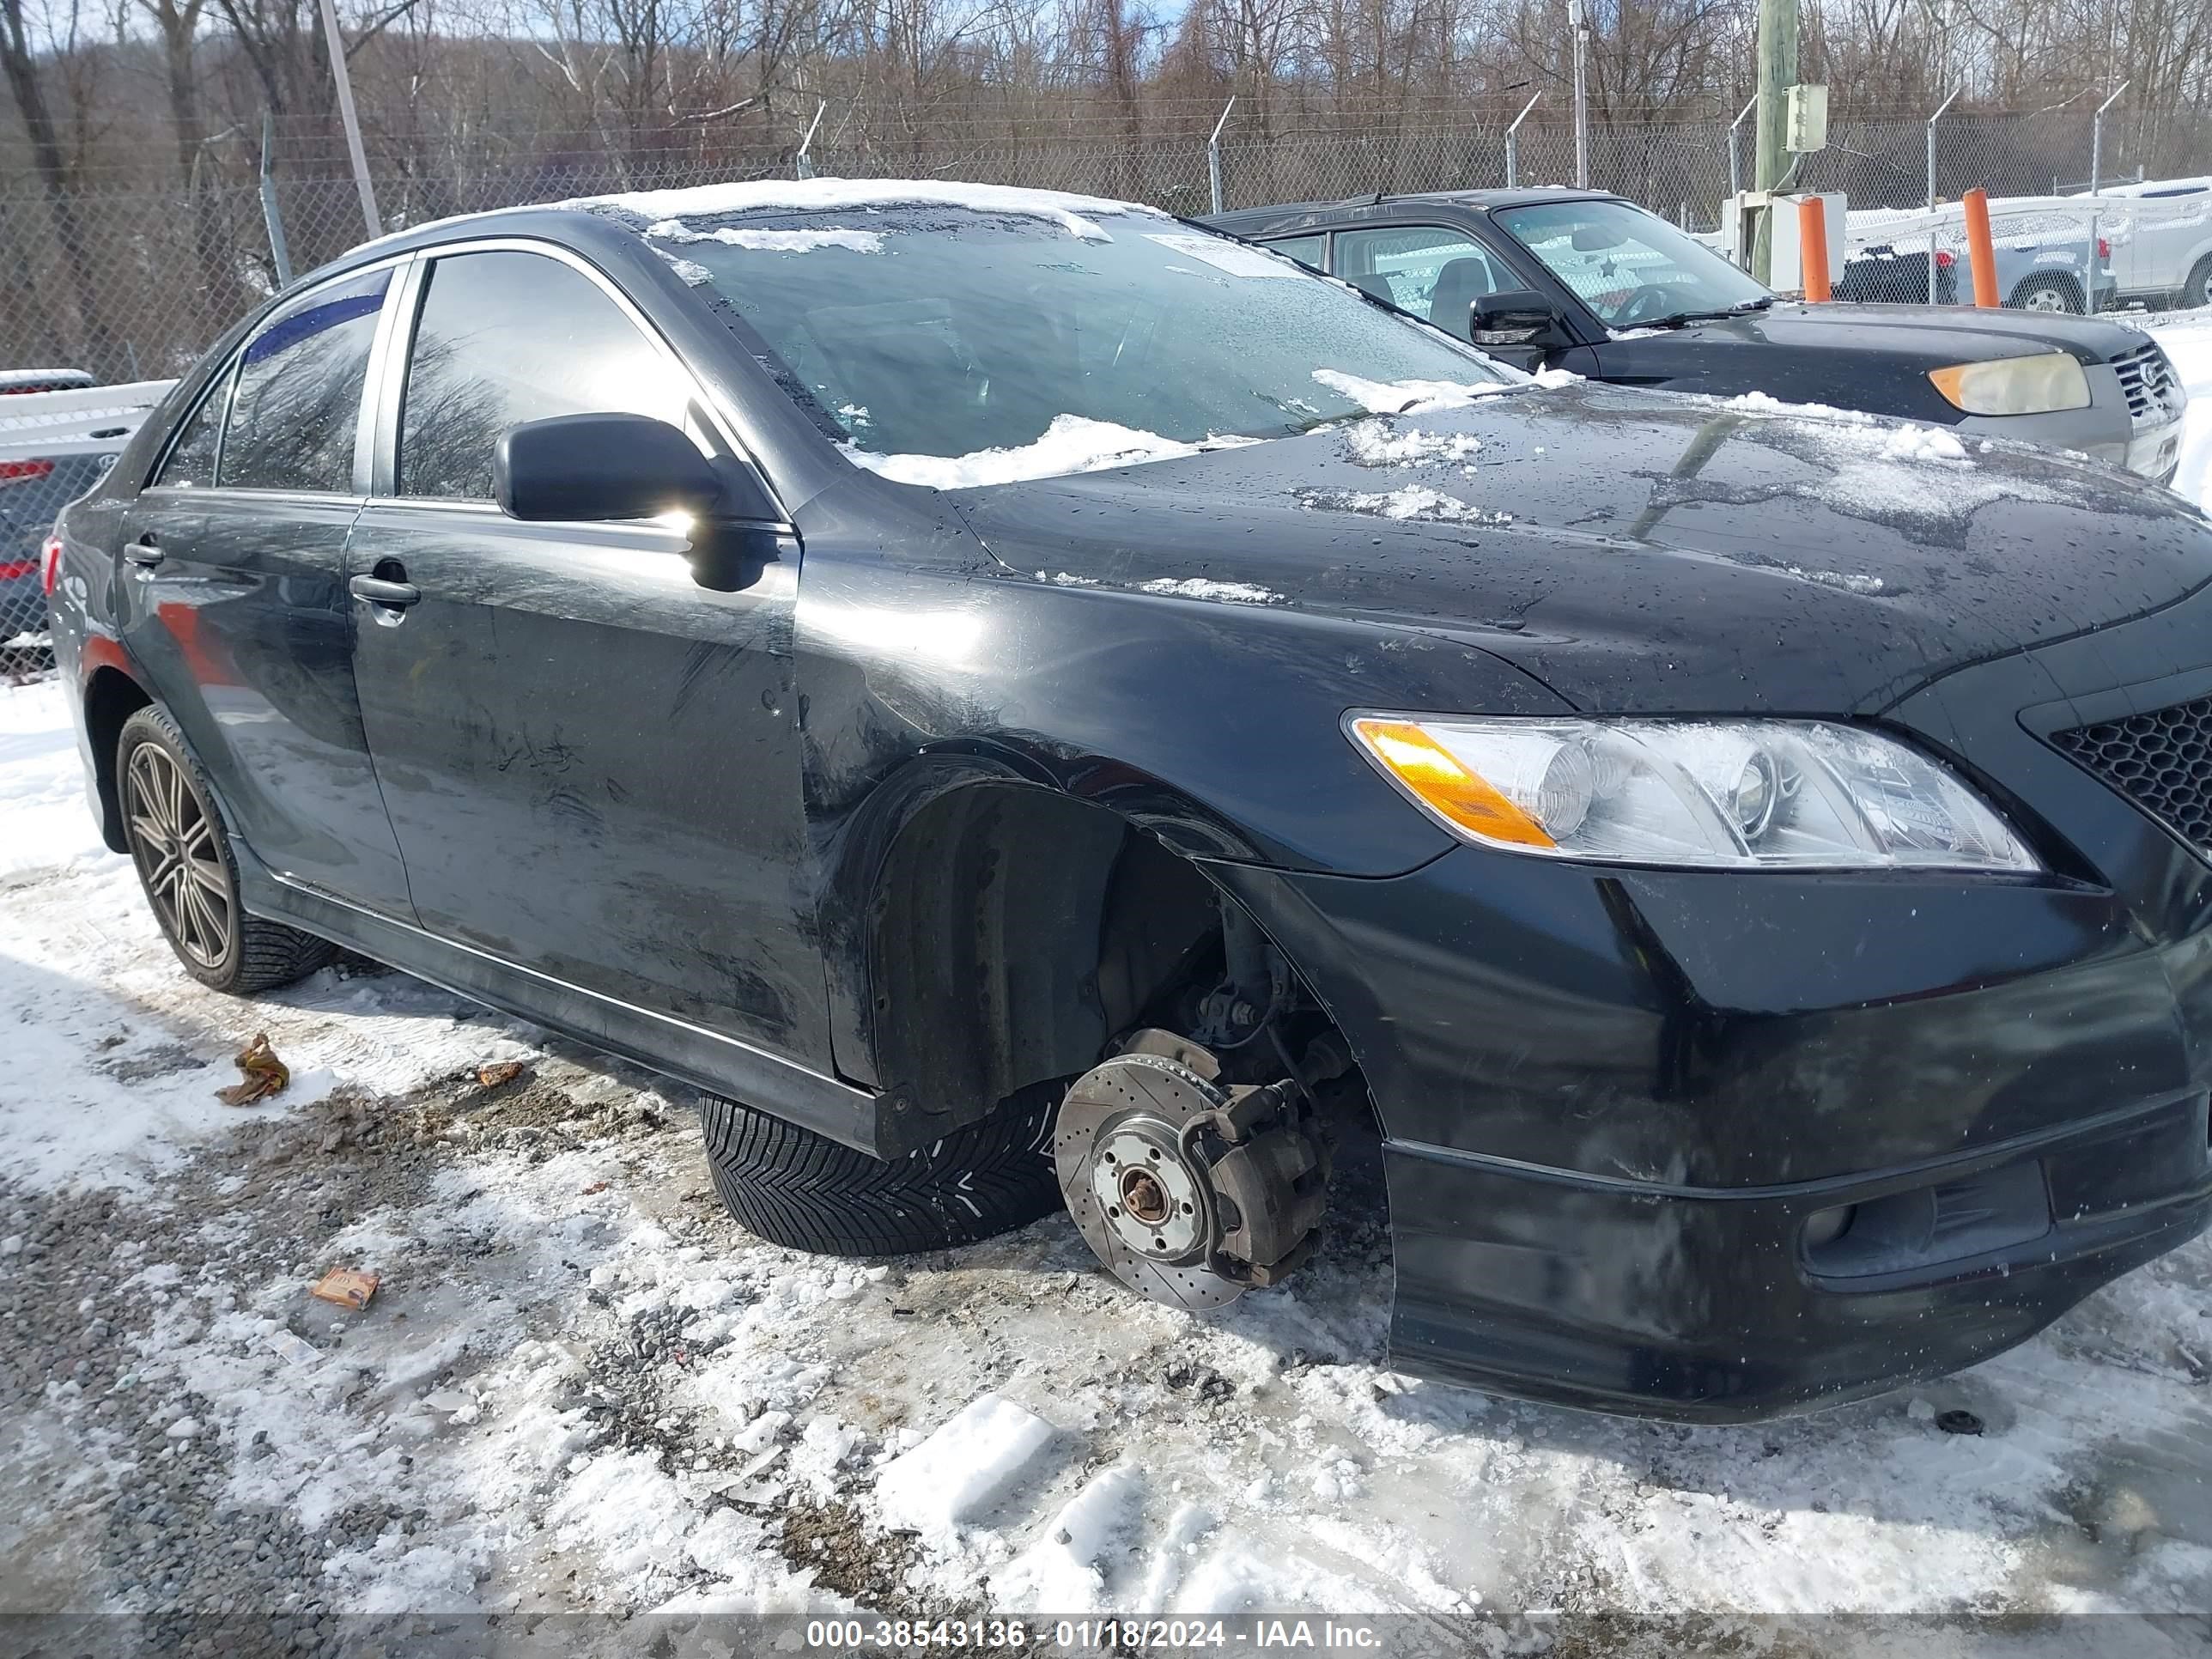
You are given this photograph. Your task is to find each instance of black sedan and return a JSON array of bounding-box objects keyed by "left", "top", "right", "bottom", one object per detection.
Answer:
[
  {"left": 1207, "top": 189, "right": 2187, "bottom": 486},
  {"left": 45, "top": 182, "right": 2212, "bottom": 1421}
]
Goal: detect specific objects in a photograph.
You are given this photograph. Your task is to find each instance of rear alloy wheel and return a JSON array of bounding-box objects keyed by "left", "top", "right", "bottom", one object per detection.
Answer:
[
  {"left": 2011, "top": 275, "right": 2082, "bottom": 313},
  {"left": 116, "top": 705, "right": 337, "bottom": 994}
]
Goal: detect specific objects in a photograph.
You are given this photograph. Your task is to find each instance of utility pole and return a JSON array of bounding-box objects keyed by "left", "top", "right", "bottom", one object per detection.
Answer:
[{"left": 1751, "top": 0, "right": 1797, "bottom": 285}]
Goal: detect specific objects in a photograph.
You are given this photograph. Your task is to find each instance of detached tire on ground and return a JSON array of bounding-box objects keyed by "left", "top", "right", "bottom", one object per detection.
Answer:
[{"left": 700, "top": 1081, "right": 1066, "bottom": 1255}]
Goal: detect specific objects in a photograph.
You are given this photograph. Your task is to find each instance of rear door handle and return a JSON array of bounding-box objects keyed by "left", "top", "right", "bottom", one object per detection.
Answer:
[
  {"left": 349, "top": 574, "right": 420, "bottom": 608},
  {"left": 124, "top": 539, "right": 164, "bottom": 568}
]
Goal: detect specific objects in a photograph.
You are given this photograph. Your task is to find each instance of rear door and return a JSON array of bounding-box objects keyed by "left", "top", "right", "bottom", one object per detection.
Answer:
[
  {"left": 345, "top": 242, "right": 828, "bottom": 1064},
  {"left": 118, "top": 264, "right": 415, "bottom": 918}
]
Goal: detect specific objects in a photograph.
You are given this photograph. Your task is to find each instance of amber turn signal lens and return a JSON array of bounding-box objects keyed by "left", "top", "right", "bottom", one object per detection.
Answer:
[{"left": 1348, "top": 717, "right": 1556, "bottom": 848}]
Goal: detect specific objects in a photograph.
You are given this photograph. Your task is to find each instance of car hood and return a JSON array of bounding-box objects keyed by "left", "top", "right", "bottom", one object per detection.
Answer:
[
  {"left": 945, "top": 381, "right": 2212, "bottom": 715},
  {"left": 1669, "top": 301, "right": 2150, "bottom": 365}
]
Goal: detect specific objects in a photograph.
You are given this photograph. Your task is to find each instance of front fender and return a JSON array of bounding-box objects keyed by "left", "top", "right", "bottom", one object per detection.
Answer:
[{"left": 792, "top": 495, "right": 1575, "bottom": 1089}]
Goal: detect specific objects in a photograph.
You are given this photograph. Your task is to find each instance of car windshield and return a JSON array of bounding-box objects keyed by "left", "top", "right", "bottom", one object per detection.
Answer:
[
  {"left": 629, "top": 198, "right": 1517, "bottom": 484},
  {"left": 1493, "top": 198, "right": 1773, "bottom": 329}
]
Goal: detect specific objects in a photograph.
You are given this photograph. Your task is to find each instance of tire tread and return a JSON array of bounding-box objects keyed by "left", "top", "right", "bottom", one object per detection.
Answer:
[{"left": 700, "top": 1083, "right": 1063, "bottom": 1256}]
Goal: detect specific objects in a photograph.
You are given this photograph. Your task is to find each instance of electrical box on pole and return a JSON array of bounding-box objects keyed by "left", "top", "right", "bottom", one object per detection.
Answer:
[{"left": 1784, "top": 84, "right": 1828, "bottom": 153}]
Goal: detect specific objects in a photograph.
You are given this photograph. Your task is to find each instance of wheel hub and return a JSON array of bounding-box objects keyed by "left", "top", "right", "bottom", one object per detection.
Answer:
[
  {"left": 1089, "top": 1122, "right": 1205, "bottom": 1259},
  {"left": 1054, "top": 1030, "right": 1332, "bottom": 1313}
]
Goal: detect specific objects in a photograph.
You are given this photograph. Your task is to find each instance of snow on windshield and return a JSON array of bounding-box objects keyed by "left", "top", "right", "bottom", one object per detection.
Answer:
[
  {"left": 845, "top": 416, "right": 1257, "bottom": 489},
  {"left": 651, "top": 203, "right": 1516, "bottom": 487},
  {"left": 1310, "top": 369, "right": 1507, "bottom": 414},
  {"left": 647, "top": 222, "right": 884, "bottom": 255}
]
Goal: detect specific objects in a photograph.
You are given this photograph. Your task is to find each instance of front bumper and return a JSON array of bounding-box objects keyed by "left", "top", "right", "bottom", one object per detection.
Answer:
[{"left": 1210, "top": 589, "right": 2212, "bottom": 1420}]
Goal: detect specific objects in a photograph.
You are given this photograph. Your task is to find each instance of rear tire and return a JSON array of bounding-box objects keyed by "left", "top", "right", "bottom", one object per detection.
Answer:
[
  {"left": 116, "top": 705, "right": 338, "bottom": 995},
  {"left": 2185, "top": 254, "right": 2212, "bottom": 313},
  {"left": 2009, "top": 274, "right": 2082, "bottom": 313},
  {"left": 701, "top": 1081, "right": 1066, "bottom": 1255}
]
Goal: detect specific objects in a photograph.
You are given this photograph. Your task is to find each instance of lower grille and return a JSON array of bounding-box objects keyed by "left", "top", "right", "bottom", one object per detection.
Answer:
[
  {"left": 2051, "top": 695, "right": 2212, "bottom": 854},
  {"left": 2112, "top": 341, "right": 2185, "bottom": 427}
]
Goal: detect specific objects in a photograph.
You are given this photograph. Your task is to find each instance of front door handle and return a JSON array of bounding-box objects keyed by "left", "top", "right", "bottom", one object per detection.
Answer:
[
  {"left": 124, "top": 538, "right": 164, "bottom": 568},
  {"left": 349, "top": 574, "right": 420, "bottom": 609}
]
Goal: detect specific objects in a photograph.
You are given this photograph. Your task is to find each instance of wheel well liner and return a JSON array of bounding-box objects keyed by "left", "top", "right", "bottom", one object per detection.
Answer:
[
  {"left": 865, "top": 781, "right": 1222, "bottom": 1129},
  {"left": 82, "top": 665, "right": 152, "bottom": 853}
]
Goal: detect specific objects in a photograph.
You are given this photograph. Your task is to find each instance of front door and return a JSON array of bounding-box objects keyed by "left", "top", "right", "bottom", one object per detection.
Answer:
[
  {"left": 346, "top": 246, "right": 829, "bottom": 1064},
  {"left": 118, "top": 264, "right": 415, "bottom": 918}
]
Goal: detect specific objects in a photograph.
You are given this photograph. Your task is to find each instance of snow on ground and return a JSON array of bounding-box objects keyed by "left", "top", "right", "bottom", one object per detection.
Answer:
[
  {"left": 5, "top": 517, "right": 2212, "bottom": 1651},
  {"left": 2147, "top": 309, "right": 2212, "bottom": 511}
]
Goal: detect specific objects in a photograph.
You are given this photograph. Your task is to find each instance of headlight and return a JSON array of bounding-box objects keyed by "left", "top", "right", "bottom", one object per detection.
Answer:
[
  {"left": 1347, "top": 715, "right": 2040, "bottom": 872},
  {"left": 1927, "top": 351, "right": 2090, "bottom": 416}
]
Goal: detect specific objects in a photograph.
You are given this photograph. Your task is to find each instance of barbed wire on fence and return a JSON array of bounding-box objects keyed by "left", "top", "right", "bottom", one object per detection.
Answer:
[{"left": 5, "top": 104, "right": 2209, "bottom": 381}]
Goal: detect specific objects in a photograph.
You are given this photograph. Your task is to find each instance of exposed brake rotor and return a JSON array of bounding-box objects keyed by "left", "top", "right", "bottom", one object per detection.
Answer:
[{"left": 1054, "top": 1029, "right": 1330, "bottom": 1313}]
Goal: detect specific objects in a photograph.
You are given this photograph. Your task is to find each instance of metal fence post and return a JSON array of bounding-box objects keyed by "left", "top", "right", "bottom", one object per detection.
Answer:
[
  {"left": 2090, "top": 82, "right": 2128, "bottom": 195},
  {"left": 258, "top": 113, "right": 292, "bottom": 289},
  {"left": 795, "top": 100, "right": 825, "bottom": 179},
  {"left": 1569, "top": 0, "right": 1590, "bottom": 187},
  {"left": 316, "top": 0, "right": 380, "bottom": 239},
  {"left": 1504, "top": 92, "right": 1540, "bottom": 188},
  {"left": 1207, "top": 96, "right": 1237, "bottom": 214},
  {"left": 2086, "top": 204, "right": 2101, "bottom": 310},
  {"left": 1927, "top": 88, "right": 1960, "bottom": 303},
  {"left": 1727, "top": 93, "right": 1757, "bottom": 203}
]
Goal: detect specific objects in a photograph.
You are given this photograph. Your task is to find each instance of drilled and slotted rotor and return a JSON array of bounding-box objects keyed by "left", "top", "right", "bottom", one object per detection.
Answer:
[{"left": 1053, "top": 1051, "right": 1246, "bottom": 1311}]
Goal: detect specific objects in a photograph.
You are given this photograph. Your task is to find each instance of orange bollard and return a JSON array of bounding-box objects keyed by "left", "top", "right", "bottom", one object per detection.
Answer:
[
  {"left": 1797, "top": 197, "right": 1832, "bottom": 301},
  {"left": 1962, "top": 187, "right": 2000, "bottom": 307}
]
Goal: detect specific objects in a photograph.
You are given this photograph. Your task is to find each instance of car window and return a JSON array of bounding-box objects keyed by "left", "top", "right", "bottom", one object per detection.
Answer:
[
  {"left": 1334, "top": 228, "right": 1500, "bottom": 325},
  {"left": 219, "top": 267, "right": 390, "bottom": 493},
  {"left": 153, "top": 376, "right": 227, "bottom": 489},
  {"left": 1262, "top": 234, "right": 1325, "bottom": 270},
  {"left": 1493, "top": 199, "right": 1771, "bottom": 327},
  {"left": 398, "top": 250, "right": 693, "bottom": 501},
  {"left": 640, "top": 207, "right": 1512, "bottom": 467}
]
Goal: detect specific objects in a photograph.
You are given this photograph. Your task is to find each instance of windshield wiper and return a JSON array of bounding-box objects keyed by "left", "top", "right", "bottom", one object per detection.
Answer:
[{"left": 1637, "top": 296, "right": 1778, "bottom": 331}]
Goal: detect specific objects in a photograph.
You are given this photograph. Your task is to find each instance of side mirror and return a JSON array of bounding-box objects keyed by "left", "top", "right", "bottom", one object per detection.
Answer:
[
  {"left": 495, "top": 411, "right": 786, "bottom": 592},
  {"left": 495, "top": 412, "right": 724, "bottom": 524},
  {"left": 1469, "top": 289, "right": 1571, "bottom": 349}
]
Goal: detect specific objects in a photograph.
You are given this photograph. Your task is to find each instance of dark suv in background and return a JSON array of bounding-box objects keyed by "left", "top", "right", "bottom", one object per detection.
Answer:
[{"left": 1207, "top": 189, "right": 2185, "bottom": 485}]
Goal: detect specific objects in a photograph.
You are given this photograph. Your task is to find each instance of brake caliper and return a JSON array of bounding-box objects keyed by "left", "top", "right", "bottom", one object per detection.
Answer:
[{"left": 1053, "top": 1029, "right": 1330, "bottom": 1310}]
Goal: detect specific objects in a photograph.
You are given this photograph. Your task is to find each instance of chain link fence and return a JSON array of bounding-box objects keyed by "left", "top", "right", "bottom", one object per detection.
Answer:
[{"left": 6, "top": 105, "right": 2212, "bottom": 384}]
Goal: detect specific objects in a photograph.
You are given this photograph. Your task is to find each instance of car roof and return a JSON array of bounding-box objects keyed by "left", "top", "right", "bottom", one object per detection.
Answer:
[
  {"left": 1205, "top": 187, "right": 1623, "bottom": 231},
  {"left": 324, "top": 179, "right": 1167, "bottom": 271}
]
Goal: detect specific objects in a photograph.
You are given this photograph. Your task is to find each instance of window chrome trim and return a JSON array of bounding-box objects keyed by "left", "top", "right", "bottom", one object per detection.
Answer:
[
  {"left": 134, "top": 485, "right": 367, "bottom": 510},
  {"left": 165, "top": 252, "right": 416, "bottom": 501},
  {"left": 355, "top": 253, "right": 419, "bottom": 497},
  {"left": 368, "top": 234, "right": 790, "bottom": 523}
]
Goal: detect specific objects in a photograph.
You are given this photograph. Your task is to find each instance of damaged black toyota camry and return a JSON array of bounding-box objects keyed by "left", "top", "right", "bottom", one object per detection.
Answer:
[{"left": 45, "top": 181, "right": 2212, "bottom": 1420}]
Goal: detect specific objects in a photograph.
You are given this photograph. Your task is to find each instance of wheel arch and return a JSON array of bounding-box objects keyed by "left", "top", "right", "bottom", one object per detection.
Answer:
[
  {"left": 819, "top": 751, "right": 1352, "bottom": 1139},
  {"left": 82, "top": 663, "right": 154, "bottom": 854}
]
